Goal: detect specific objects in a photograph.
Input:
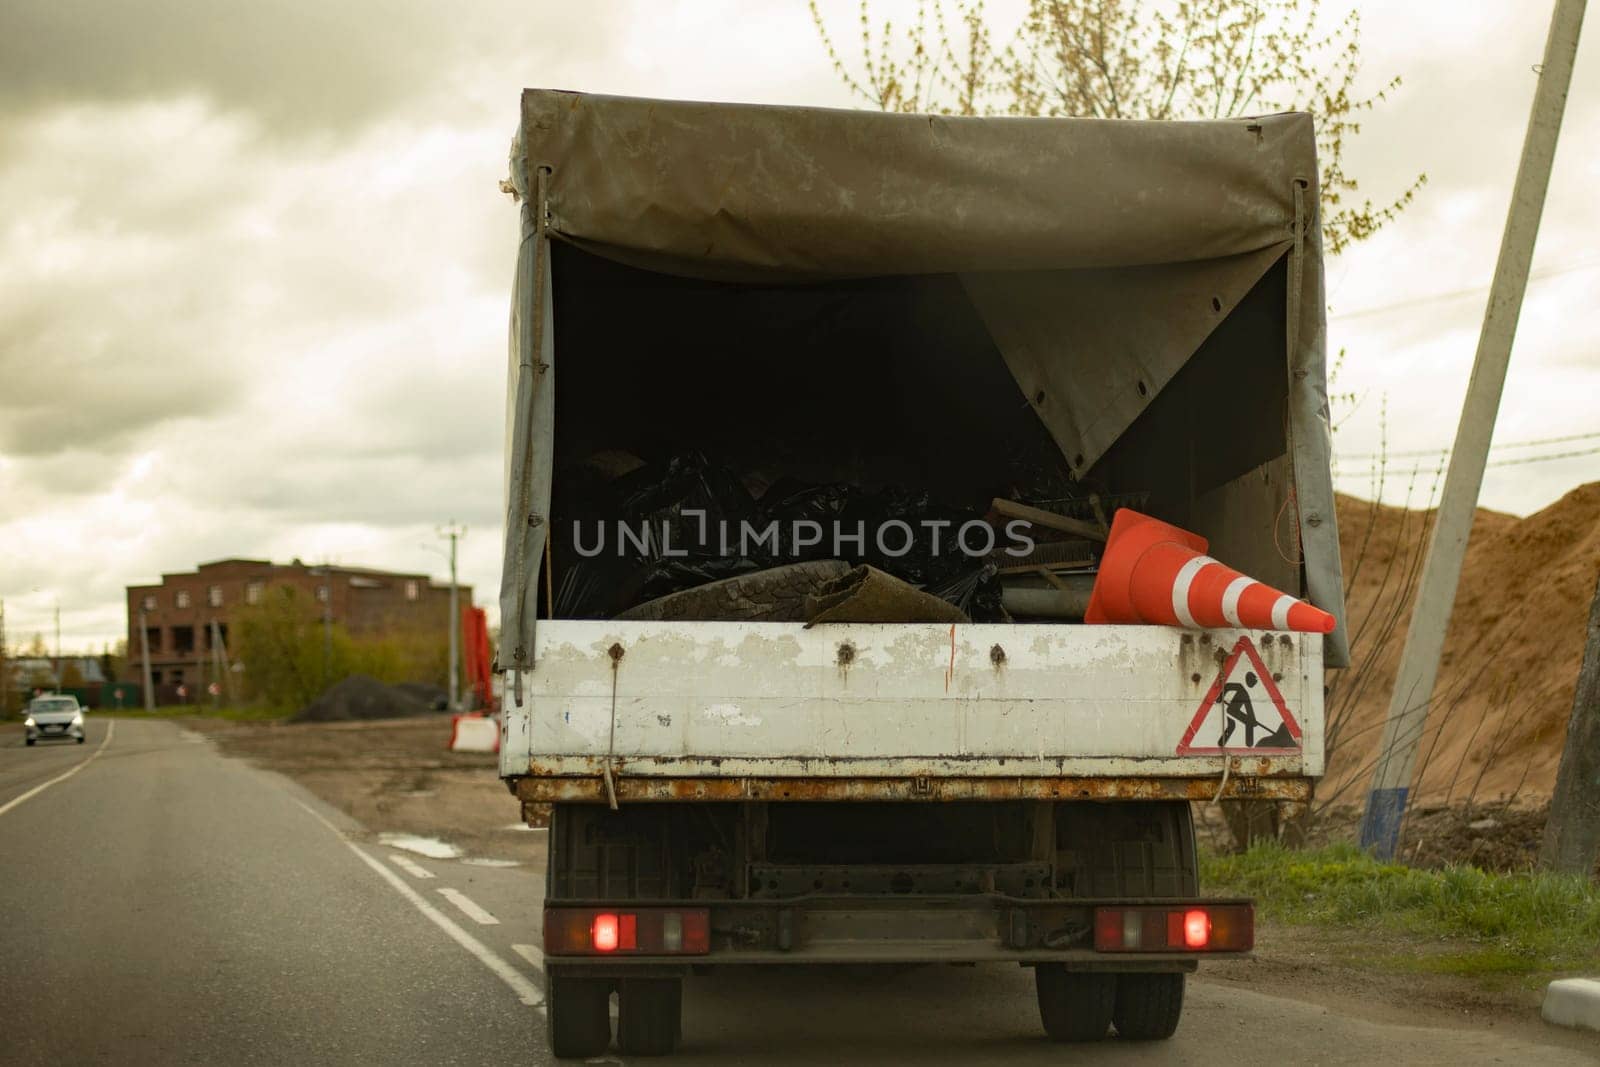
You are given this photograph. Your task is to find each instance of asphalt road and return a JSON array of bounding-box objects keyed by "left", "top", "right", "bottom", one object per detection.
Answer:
[{"left": 2, "top": 718, "right": 1594, "bottom": 1066}]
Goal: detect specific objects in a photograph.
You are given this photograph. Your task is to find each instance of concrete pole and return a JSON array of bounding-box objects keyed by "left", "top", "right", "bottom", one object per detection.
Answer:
[
  {"left": 54, "top": 601, "right": 62, "bottom": 692},
  {"left": 139, "top": 609, "right": 155, "bottom": 711},
  {"left": 318, "top": 565, "right": 333, "bottom": 689},
  {"left": 1360, "top": 0, "right": 1587, "bottom": 859},
  {"left": 209, "top": 619, "right": 220, "bottom": 707},
  {"left": 212, "top": 619, "right": 236, "bottom": 706},
  {"left": 1540, "top": 574, "right": 1600, "bottom": 873},
  {"left": 0, "top": 598, "right": 9, "bottom": 717},
  {"left": 441, "top": 522, "right": 465, "bottom": 712}
]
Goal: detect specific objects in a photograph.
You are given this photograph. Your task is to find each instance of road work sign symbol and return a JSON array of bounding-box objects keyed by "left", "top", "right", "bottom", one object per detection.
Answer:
[{"left": 1177, "top": 637, "right": 1301, "bottom": 755}]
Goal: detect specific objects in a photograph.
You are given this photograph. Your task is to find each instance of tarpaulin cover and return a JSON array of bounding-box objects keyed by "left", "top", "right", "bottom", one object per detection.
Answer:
[{"left": 500, "top": 90, "right": 1348, "bottom": 669}]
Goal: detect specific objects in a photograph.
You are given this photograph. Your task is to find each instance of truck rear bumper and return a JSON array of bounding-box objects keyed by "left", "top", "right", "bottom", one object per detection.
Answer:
[
  {"left": 544, "top": 895, "right": 1252, "bottom": 969},
  {"left": 514, "top": 772, "right": 1311, "bottom": 804}
]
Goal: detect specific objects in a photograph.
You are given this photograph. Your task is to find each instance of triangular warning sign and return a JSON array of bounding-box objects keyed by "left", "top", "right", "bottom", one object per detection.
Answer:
[{"left": 1177, "top": 637, "right": 1302, "bottom": 756}]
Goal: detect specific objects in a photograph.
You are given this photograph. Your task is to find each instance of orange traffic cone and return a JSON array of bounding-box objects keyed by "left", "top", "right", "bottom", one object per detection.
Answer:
[{"left": 1084, "top": 509, "right": 1336, "bottom": 633}]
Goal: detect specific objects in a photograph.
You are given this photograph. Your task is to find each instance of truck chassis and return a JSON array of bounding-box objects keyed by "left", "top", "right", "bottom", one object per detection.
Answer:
[{"left": 533, "top": 797, "right": 1253, "bottom": 1056}]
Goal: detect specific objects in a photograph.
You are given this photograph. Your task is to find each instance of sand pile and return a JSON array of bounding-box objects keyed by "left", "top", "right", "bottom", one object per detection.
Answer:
[{"left": 1320, "top": 482, "right": 1600, "bottom": 808}]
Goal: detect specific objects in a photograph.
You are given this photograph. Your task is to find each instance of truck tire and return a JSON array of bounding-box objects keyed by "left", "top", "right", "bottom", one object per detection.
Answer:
[
  {"left": 1034, "top": 966, "right": 1114, "bottom": 1042},
  {"left": 547, "top": 974, "right": 611, "bottom": 1059},
  {"left": 1113, "top": 973, "right": 1185, "bottom": 1040},
  {"left": 617, "top": 977, "right": 682, "bottom": 1056}
]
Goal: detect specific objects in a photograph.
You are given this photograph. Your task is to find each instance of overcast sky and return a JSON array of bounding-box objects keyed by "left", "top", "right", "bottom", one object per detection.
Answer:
[{"left": 1, "top": 1, "right": 1596, "bottom": 651}]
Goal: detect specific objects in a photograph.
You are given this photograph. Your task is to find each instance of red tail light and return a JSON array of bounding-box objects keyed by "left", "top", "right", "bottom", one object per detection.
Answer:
[
  {"left": 592, "top": 913, "right": 619, "bottom": 952},
  {"left": 545, "top": 907, "right": 711, "bottom": 956},
  {"left": 1093, "top": 904, "right": 1250, "bottom": 953}
]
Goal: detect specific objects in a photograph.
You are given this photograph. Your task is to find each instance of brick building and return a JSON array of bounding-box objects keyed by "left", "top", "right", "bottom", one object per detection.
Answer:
[{"left": 125, "top": 559, "right": 471, "bottom": 690}]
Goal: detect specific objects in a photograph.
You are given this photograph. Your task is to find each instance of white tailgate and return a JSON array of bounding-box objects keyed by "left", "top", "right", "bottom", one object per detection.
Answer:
[{"left": 501, "top": 621, "right": 1323, "bottom": 779}]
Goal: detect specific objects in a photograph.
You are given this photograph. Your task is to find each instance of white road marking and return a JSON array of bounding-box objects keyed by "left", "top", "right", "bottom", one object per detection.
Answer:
[
  {"left": 0, "top": 719, "right": 115, "bottom": 819},
  {"left": 291, "top": 799, "right": 542, "bottom": 1009},
  {"left": 377, "top": 832, "right": 462, "bottom": 859},
  {"left": 389, "top": 854, "right": 435, "bottom": 879},
  {"left": 511, "top": 943, "right": 545, "bottom": 973},
  {"left": 439, "top": 887, "right": 500, "bottom": 926}
]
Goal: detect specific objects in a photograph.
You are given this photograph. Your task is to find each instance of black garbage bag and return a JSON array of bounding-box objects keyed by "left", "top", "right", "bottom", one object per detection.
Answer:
[
  {"left": 548, "top": 449, "right": 1009, "bottom": 621},
  {"left": 549, "top": 452, "right": 762, "bottom": 617},
  {"left": 925, "top": 561, "right": 1004, "bottom": 621}
]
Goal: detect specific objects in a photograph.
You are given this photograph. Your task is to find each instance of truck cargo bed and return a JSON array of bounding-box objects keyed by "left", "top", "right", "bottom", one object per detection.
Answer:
[{"left": 502, "top": 621, "right": 1322, "bottom": 803}]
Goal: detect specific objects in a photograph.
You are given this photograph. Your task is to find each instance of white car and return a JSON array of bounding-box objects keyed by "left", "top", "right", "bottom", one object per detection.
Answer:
[{"left": 24, "top": 695, "right": 86, "bottom": 746}]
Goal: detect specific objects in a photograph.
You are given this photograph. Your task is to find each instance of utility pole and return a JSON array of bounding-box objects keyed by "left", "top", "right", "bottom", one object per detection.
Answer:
[
  {"left": 212, "top": 619, "right": 235, "bottom": 706},
  {"left": 440, "top": 522, "right": 465, "bottom": 712},
  {"left": 0, "top": 598, "right": 9, "bottom": 718},
  {"left": 313, "top": 565, "right": 333, "bottom": 689},
  {"left": 54, "top": 600, "right": 62, "bottom": 692},
  {"left": 139, "top": 609, "right": 155, "bottom": 711},
  {"left": 208, "top": 619, "right": 220, "bottom": 707},
  {"left": 1360, "top": 0, "right": 1587, "bottom": 859},
  {"left": 1541, "top": 574, "right": 1600, "bottom": 874}
]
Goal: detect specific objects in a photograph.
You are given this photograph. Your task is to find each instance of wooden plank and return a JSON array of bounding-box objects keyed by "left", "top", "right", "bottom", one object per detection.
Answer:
[{"left": 991, "top": 499, "right": 1108, "bottom": 542}]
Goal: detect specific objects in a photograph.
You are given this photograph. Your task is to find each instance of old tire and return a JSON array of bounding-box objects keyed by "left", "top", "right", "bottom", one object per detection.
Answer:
[
  {"left": 617, "top": 977, "right": 682, "bottom": 1056},
  {"left": 547, "top": 974, "right": 611, "bottom": 1059},
  {"left": 1113, "top": 973, "right": 1185, "bottom": 1040},
  {"left": 1035, "top": 966, "right": 1114, "bottom": 1042}
]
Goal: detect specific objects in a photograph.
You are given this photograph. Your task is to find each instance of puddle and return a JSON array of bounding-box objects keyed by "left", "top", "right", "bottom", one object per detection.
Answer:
[
  {"left": 462, "top": 858, "right": 521, "bottom": 868},
  {"left": 378, "top": 833, "right": 463, "bottom": 859}
]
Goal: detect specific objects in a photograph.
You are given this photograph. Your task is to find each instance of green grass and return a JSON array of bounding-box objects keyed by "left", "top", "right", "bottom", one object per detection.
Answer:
[
  {"left": 100, "top": 704, "right": 295, "bottom": 722},
  {"left": 1204, "top": 841, "right": 1600, "bottom": 976}
]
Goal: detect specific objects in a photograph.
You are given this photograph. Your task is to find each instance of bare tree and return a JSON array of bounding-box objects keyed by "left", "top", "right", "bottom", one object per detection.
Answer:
[{"left": 812, "top": 0, "right": 1426, "bottom": 253}]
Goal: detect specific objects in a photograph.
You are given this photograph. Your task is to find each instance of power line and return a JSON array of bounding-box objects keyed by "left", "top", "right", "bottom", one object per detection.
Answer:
[
  {"left": 1337, "top": 428, "right": 1600, "bottom": 462},
  {"left": 1329, "top": 258, "right": 1600, "bottom": 322},
  {"left": 1336, "top": 443, "right": 1600, "bottom": 472},
  {"left": 1486, "top": 444, "right": 1600, "bottom": 469}
]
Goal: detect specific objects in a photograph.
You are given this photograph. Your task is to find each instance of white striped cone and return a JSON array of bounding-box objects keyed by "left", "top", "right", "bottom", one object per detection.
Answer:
[{"left": 1085, "top": 509, "right": 1335, "bottom": 633}]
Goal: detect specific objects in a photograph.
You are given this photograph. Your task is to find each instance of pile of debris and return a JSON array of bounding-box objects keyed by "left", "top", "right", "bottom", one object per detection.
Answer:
[
  {"left": 1396, "top": 803, "right": 1554, "bottom": 874},
  {"left": 548, "top": 451, "right": 1117, "bottom": 626},
  {"left": 294, "top": 675, "right": 445, "bottom": 723}
]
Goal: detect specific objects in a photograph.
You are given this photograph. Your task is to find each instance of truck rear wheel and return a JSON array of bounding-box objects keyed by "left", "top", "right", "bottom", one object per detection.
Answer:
[
  {"left": 547, "top": 973, "right": 611, "bottom": 1059},
  {"left": 1113, "top": 973, "right": 1185, "bottom": 1040},
  {"left": 617, "top": 977, "right": 682, "bottom": 1056},
  {"left": 1034, "top": 966, "right": 1114, "bottom": 1042}
]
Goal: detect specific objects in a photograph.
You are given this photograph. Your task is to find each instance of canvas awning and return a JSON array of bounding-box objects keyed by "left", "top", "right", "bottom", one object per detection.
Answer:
[{"left": 500, "top": 90, "right": 1347, "bottom": 668}]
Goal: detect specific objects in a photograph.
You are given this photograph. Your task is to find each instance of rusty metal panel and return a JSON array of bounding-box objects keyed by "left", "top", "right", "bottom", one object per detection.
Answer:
[
  {"left": 502, "top": 620, "right": 1323, "bottom": 787},
  {"left": 513, "top": 773, "right": 1311, "bottom": 804}
]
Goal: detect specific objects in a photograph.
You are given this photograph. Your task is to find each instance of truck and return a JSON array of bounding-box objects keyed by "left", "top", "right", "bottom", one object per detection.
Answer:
[{"left": 496, "top": 89, "right": 1348, "bottom": 1058}]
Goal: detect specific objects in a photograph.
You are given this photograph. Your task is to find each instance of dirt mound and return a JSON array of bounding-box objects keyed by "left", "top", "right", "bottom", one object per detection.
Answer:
[
  {"left": 1398, "top": 802, "right": 1554, "bottom": 873},
  {"left": 1321, "top": 482, "right": 1600, "bottom": 808},
  {"left": 392, "top": 682, "right": 449, "bottom": 711},
  {"left": 294, "top": 675, "right": 436, "bottom": 723}
]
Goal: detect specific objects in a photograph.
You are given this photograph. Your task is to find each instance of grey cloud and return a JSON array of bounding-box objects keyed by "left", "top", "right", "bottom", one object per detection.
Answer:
[
  {"left": 200, "top": 447, "right": 503, "bottom": 528},
  {"left": 0, "top": 0, "right": 615, "bottom": 134},
  {"left": 0, "top": 289, "right": 244, "bottom": 456}
]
